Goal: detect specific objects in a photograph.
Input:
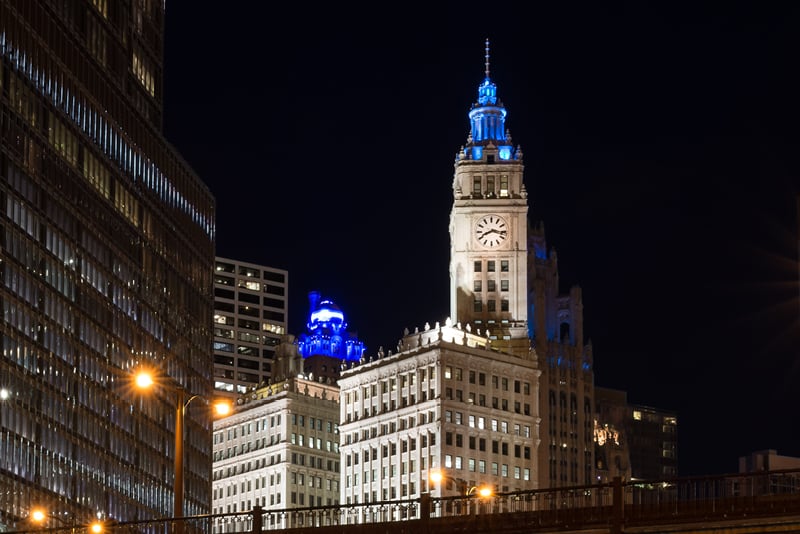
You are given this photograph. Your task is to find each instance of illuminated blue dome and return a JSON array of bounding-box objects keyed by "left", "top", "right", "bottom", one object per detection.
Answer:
[
  {"left": 297, "top": 291, "right": 366, "bottom": 362},
  {"left": 308, "top": 299, "right": 345, "bottom": 334},
  {"left": 463, "top": 38, "right": 518, "bottom": 162}
]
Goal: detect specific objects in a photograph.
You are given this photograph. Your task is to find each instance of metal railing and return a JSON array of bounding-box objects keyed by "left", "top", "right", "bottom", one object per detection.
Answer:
[{"left": 9, "top": 468, "right": 800, "bottom": 534}]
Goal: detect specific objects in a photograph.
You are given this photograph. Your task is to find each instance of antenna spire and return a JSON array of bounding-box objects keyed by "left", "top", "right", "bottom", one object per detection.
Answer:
[{"left": 484, "top": 38, "right": 491, "bottom": 79}]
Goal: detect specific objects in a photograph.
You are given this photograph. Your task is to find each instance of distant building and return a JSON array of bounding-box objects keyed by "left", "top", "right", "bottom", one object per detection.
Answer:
[
  {"left": 212, "top": 292, "right": 357, "bottom": 518},
  {"left": 1, "top": 0, "right": 215, "bottom": 526},
  {"left": 739, "top": 450, "right": 800, "bottom": 473},
  {"left": 628, "top": 402, "right": 678, "bottom": 480},
  {"left": 338, "top": 322, "right": 540, "bottom": 504},
  {"left": 595, "top": 387, "right": 678, "bottom": 481},
  {"left": 594, "top": 387, "right": 632, "bottom": 483},
  {"left": 213, "top": 257, "right": 288, "bottom": 396},
  {"left": 211, "top": 374, "right": 340, "bottom": 520}
]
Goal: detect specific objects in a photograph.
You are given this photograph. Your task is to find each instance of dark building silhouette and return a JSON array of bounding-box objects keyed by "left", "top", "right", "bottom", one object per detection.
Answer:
[
  {"left": 1, "top": 0, "right": 215, "bottom": 528},
  {"left": 595, "top": 387, "right": 677, "bottom": 481}
]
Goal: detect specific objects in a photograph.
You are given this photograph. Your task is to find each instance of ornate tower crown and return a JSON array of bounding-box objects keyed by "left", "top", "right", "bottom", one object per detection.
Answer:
[{"left": 463, "top": 39, "right": 519, "bottom": 162}]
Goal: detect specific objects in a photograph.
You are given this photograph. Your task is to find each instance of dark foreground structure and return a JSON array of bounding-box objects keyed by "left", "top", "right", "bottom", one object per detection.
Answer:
[{"left": 10, "top": 469, "right": 800, "bottom": 534}]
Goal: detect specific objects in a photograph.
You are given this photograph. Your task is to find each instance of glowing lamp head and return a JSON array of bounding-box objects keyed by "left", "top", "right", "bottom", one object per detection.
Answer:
[
  {"left": 134, "top": 370, "right": 154, "bottom": 390},
  {"left": 477, "top": 486, "right": 493, "bottom": 498},
  {"left": 429, "top": 469, "right": 444, "bottom": 485},
  {"left": 213, "top": 400, "right": 232, "bottom": 416},
  {"left": 31, "top": 509, "right": 46, "bottom": 523},
  {"left": 90, "top": 522, "right": 104, "bottom": 533}
]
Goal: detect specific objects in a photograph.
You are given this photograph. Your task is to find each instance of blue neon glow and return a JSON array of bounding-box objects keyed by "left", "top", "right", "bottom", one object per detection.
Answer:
[
  {"left": 460, "top": 44, "right": 522, "bottom": 162},
  {"left": 297, "top": 292, "right": 366, "bottom": 362}
]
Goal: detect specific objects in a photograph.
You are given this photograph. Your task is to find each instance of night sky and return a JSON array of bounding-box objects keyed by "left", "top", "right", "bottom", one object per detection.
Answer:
[{"left": 162, "top": 4, "right": 800, "bottom": 477}]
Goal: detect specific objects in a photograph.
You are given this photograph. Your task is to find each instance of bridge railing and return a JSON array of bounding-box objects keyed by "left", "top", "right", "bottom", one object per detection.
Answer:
[{"left": 8, "top": 468, "right": 800, "bottom": 533}]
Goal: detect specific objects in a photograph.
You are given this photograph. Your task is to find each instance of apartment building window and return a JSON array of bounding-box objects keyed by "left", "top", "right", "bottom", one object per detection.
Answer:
[
  {"left": 501, "top": 280, "right": 509, "bottom": 291},
  {"left": 500, "top": 260, "right": 509, "bottom": 272},
  {"left": 487, "top": 261, "right": 495, "bottom": 272},
  {"left": 501, "top": 299, "right": 509, "bottom": 312},
  {"left": 487, "top": 280, "right": 496, "bottom": 292},
  {"left": 474, "top": 261, "right": 482, "bottom": 272},
  {"left": 474, "top": 300, "right": 482, "bottom": 312}
]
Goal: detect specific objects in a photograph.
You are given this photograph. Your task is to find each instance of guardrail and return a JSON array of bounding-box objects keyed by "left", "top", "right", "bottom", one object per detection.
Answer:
[{"left": 9, "top": 468, "right": 800, "bottom": 534}]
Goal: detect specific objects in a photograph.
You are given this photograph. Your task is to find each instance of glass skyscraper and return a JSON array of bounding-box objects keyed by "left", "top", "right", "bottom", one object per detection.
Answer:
[{"left": 1, "top": 0, "right": 215, "bottom": 528}]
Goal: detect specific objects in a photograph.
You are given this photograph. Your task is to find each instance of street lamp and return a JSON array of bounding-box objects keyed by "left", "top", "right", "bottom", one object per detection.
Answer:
[
  {"left": 29, "top": 508, "right": 103, "bottom": 533},
  {"left": 429, "top": 468, "right": 493, "bottom": 498},
  {"left": 134, "top": 369, "right": 231, "bottom": 522}
]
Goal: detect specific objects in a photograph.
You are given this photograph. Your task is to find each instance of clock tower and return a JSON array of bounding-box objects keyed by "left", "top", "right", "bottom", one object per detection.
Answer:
[{"left": 449, "top": 40, "right": 529, "bottom": 343}]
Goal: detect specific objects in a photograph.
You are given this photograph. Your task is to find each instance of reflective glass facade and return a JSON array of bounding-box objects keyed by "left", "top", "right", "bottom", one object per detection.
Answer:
[{"left": 1, "top": 0, "right": 215, "bottom": 528}]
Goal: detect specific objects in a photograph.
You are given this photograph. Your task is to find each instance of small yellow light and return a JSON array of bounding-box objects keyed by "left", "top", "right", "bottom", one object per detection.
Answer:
[
  {"left": 429, "top": 469, "right": 444, "bottom": 485},
  {"left": 213, "top": 400, "right": 232, "bottom": 416},
  {"left": 135, "top": 370, "right": 154, "bottom": 389}
]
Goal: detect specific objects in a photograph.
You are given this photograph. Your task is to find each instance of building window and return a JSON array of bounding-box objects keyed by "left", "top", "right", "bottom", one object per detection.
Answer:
[
  {"left": 501, "top": 299, "right": 509, "bottom": 312},
  {"left": 487, "top": 300, "right": 496, "bottom": 312},
  {"left": 500, "top": 175, "right": 509, "bottom": 197},
  {"left": 500, "top": 280, "right": 509, "bottom": 292},
  {"left": 474, "top": 280, "right": 482, "bottom": 292},
  {"left": 486, "top": 175, "right": 495, "bottom": 196},
  {"left": 473, "top": 177, "right": 481, "bottom": 195},
  {"left": 487, "top": 280, "right": 496, "bottom": 292},
  {"left": 487, "top": 261, "right": 495, "bottom": 272},
  {"left": 474, "top": 261, "right": 482, "bottom": 272},
  {"left": 500, "top": 260, "right": 509, "bottom": 272},
  {"left": 474, "top": 300, "right": 482, "bottom": 312}
]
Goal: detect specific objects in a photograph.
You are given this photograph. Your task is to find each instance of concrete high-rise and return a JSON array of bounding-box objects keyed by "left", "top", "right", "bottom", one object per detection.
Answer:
[
  {"left": 1, "top": 1, "right": 215, "bottom": 527},
  {"left": 213, "top": 257, "right": 288, "bottom": 397}
]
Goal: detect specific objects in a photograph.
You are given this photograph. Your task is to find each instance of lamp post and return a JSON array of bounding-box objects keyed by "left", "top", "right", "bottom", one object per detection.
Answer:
[
  {"left": 429, "top": 469, "right": 493, "bottom": 516},
  {"left": 429, "top": 468, "right": 493, "bottom": 497},
  {"left": 134, "top": 370, "right": 230, "bottom": 522},
  {"left": 29, "top": 508, "right": 103, "bottom": 533}
]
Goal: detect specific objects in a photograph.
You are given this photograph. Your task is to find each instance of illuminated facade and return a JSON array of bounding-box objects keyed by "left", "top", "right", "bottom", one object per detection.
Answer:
[
  {"left": 338, "top": 323, "right": 540, "bottom": 505},
  {"left": 212, "top": 294, "right": 348, "bottom": 522},
  {"left": 449, "top": 40, "right": 595, "bottom": 488},
  {"left": 1, "top": 0, "right": 215, "bottom": 528},
  {"left": 211, "top": 376, "right": 340, "bottom": 523},
  {"left": 213, "top": 257, "right": 288, "bottom": 396}
]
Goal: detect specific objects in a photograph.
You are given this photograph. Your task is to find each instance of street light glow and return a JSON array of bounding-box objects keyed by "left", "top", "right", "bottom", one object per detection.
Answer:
[
  {"left": 213, "top": 400, "right": 232, "bottom": 416},
  {"left": 31, "top": 508, "right": 46, "bottom": 523},
  {"left": 134, "top": 370, "right": 154, "bottom": 389}
]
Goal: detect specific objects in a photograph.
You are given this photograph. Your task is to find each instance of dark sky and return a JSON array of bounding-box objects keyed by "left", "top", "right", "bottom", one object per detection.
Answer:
[{"left": 162, "top": 3, "right": 800, "bottom": 478}]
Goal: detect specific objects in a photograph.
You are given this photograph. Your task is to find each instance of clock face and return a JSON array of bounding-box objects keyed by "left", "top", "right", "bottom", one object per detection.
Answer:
[{"left": 475, "top": 215, "right": 508, "bottom": 248}]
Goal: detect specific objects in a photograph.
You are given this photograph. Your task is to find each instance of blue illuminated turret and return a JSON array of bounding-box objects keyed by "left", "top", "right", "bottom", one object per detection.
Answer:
[
  {"left": 297, "top": 291, "right": 365, "bottom": 363},
  {"left": 463, "top": 39, "right": 519, "bottom": 162}
]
